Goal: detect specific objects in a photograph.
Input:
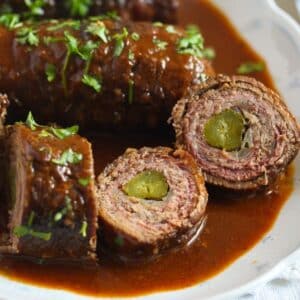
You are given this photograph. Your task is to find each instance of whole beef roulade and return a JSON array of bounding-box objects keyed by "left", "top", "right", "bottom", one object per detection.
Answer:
[
  {"left": 97, "top": 147, "right": 208, "bottom": 260},
  {"left": 1, "top": 113, "right": 98, "bottom": 260},
  {"left": 171, "top": 75, "right": 300, "bottom": 190},
  {"left": 0, "top": 18, "right": 214, "bottom": 130},
  {"left": 1, "top": 0, "right": 179, "bottom": 23}
]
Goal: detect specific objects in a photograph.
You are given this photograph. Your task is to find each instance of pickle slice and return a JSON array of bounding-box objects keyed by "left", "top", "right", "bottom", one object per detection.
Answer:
[
  {"left": 204, "top": 109, "right": 245, "bottom": 151},
  {"left": 123, "top": 170, "right": 169, "bottom": 200}
]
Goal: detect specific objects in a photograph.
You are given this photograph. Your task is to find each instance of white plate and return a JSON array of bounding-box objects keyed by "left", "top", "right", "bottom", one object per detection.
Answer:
[{"left": 0, "top": 1, "right": 299, "bottom": 299}]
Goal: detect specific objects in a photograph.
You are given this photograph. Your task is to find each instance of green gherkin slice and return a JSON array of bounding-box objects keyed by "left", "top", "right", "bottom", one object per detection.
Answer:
[
  {"left": 122, "top": 170, "right": 169, "bottom": 200},
  {"left": 204, "top": 109, "right": 245, "bottom": 151}
]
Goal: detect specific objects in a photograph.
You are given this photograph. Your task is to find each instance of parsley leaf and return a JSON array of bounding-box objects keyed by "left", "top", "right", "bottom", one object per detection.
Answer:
[
  {"left": 79, "top": 220, "right": 88, "bottom": 238},
  {"left": 202, "top": 47, "right": 216, "bottom": 60},
  {"left": 13, "top": 211, "right": 51, "bottom": 241},
  {"left": 176, "top": 25, "right": 204, "bottom": 57},
  {"left": 82, "top": 74, "right": 102, "bottom": 92},
  {"left": 153, "top": 38, "right": 168, "bottom": 50},
  {"left": 16, "top": 26, "right": 39, "bottom": 46},
  {"left": 25, "top": 111, "right": 39, "bottom": 130},
  {"left": 86, "top": 21, "right": 109, "bottom": 43},
  {"left": 24, "top": 0, "right": 46, "bottom": 18},
  {"left": 0, "top": 13, "right": 22, "bottom": 30},
  {"left": 166, "top": 25, "right": 177, "bottom": 34},
  {"left": 47, "top": 20, "right": 80, "bottom": 32},
  {"left": 65, "top": 0, "right": 92, "bottom": 17},
  {"left": 78, "top": 177, "right": 90, "bottom": 186},
  {"left": 237, "top": 61, "right": 265, "bottom": 74},
  {"left": 50, "top": 125, "right": 79, "bottom": 139},
  {"left": 45, "top": 63, "right": 56, "bottom": 82},
  {"left": 113, "top": 27, "right": 129, "bottom": 57},
  {"left": 14, "top": 225, "right": 52, "bottom": 241},
  {"left": 54, "top": 196, "right": 72, "bottom": 222},
  {"left": 52, "top": 148, "right": 83, "bottom": 166},
  {"left": 131, "top": 32, "right": 140, "bottom": 41}
]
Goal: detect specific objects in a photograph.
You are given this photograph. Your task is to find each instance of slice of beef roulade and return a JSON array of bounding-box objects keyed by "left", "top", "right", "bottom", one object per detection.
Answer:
[
  {"left": 2, "top": 113, "right": 98, "bottom": 261},
  {"left": 171, "top": 75, "right": 300, "bottom": 190},
  {"left": 96, "top": 147, "right": 208, "bottom": 260}
]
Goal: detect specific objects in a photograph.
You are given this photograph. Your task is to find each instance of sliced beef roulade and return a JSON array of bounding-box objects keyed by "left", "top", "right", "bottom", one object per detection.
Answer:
[
  {"left": 2, "top": 113, "right": 98, "bottom": 260},
  {"left": 97, "top": 147, "right": 208, "bottom": 260},
  {"left": 171, "top": 75, "right": 300, "bottom": 190},
  {"left": 0, "top": 18, "right": 214, "bottom": 130}
]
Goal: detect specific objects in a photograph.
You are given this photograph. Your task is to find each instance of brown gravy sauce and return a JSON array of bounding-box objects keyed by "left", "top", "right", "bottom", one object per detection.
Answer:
[{"left": 0, "top": 0, "right": 294, "bottom": 297}]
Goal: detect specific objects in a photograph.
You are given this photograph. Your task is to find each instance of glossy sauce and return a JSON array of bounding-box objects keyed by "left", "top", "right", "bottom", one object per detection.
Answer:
[{"left": 0, "top": 0, "right": 294, "bottom": 297}]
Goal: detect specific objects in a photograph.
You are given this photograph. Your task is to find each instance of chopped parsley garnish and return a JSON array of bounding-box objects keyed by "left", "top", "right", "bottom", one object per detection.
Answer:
[
  {"left": 237, "top": 61, "right": 265, "bottom": 74},
  {"left": 47, "top": 20, "right": 81, "bottom": 32},
  {"left": 78, "top": 177, "right": 90, "bottom": 186},
  {"left": 45, "top": 63, "right": 56, "bottom": 82},
  {"left": 25, "top": 111, "right": 39, "bottom": 130},
  {"left": 153, "top": 38, "right": 168, "bottom": 50},
  {"left": 128, "top": 50, "right": 135, "bottom": 62},
  {"left": 166, "top": 25, "right": 177, "bottom": 34},
  {"left": 24, "top": 111, "right": 79, "bottom": 139},
  {"left": 80, "top": 220, "right": 88, "bottom": 238},
  {"left": 113, "top": 27, "right": 129, "bottom": 57},
  {"left": 16, "top": 26, "right": 39, "bottom": 47},
  {"left": 203, "top": 47, "right": 216, "bottom": 60},
  {"left": 128, "top": 79, "right": 134, "bottom": 104},
  {"left": 0, "top": 13, "right": 22, "bottom": 30},
  {"left": 65, "top": 0, "right": 92, "bottom": 17},
  {"left": 13, "top": 211, "right": 52, "bottom": 241},
  {"left": 52, "top": 148, "right": 83, "bottom": 166},
  {"left": 176, "top": 25, "right": 204, "bottom": 57},
  {"left": 50, "top": 125, "right": 79, "bottom": 139},
  {"left": 54, "top": 196, "right": 72, "bottom": 222},
  {"left": 82, "top": 74, "right": 102, "bottom": 93},
  {"left": 131, "top": 32, "right": 140, "bottom": 41},
  {"left": 24, "top": 0, "right": 46, "bottom": 18},
  {"left": 14, "top": 226, "right": 52, "bottom": 241},
  {"left": 86, "top": 21, "right": 109, "bottom": 43},
  {"left": 153, "top": 22, "right": 163, "bottom": 27}
]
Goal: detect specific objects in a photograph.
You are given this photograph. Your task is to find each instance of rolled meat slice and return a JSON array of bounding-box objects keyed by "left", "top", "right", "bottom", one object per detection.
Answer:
[
  {"left": 171, "top": 75, "right": 300, "bottom": 190},
  {"left": 2, "top": 114, "right": 98, "bottom": 260},
  {"left": 1, "top": 0, "right": 179, "bottom": 23},
  {"left": 0, "top": 18, "right": 214, "bottom": 130},
  {"left": 97, "top": 147, "right": 208, "bottom": 260}
]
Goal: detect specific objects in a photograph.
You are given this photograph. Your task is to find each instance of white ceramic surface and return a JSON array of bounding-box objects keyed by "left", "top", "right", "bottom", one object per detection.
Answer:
[{"left": 0, "top": 1, "right": 299, "bottom": 299}]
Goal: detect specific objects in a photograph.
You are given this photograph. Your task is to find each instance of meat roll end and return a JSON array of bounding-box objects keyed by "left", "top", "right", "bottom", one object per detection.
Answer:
[
  {"left": 172, "top": 75, "right": 300, "bottom": 190},
  {"left": 3, "top": 115, "right": 98, "bottom": 260},
  {"left": 97, "top": 147, "right": 208, "bottom": 260}
]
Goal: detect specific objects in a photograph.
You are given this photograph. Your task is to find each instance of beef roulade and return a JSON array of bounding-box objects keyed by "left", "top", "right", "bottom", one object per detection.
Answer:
[
  {"left": 171, "top": 75, "right": 300, "bottom": 190},
  {"left": 97, "top": 147, "right": 208, "bottom": 260},
  {"left": 1, "top": 0, "right": 179, "bottom": 23},
  {"left": 1, "top": 113, "right": 98, "bottom": 260},
  {"left": 0, "top": 18, "right": 214, "bottom": 130}
]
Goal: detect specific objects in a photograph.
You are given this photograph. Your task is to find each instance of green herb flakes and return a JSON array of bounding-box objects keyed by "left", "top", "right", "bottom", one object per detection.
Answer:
[
  {"left": 45, "top": 63, "right": 56, "bottom": 82},
  {"left": 82, "top": 74, "right": 102, "bottom": 93},
  {"left": 86, "top": 21, "right": 109, "bottom": 43},
  {"left": 16, "top": 26, "right": 39, "bottom": 47},
  {"left": 54, "top": 196, "right": 72, "bottom": 222},
  {"left": 52, "top": 148, "right": 83, "bottom": 166},
  {"left": 78, "top": 177, "right": 90, "bottom": 187},
  {"left": 80, "top": 221, "right": 88, "bottom": 238},
  {"left": 131, "top": 32, "right": 140, "bottom": 41},
  {"left": 113, "top": 27, "right": 129, "bottom": 57},
  {"left": 0, "top": 13, "right": 22, "bottom": 30},
  {"left": 237, "top": 61, "right": 265, "bottom": 74},
  {"left": 153, "top": 38, "right": 168, "bottom": 50},
  {"left": 25, "top": 111, "right": 39, "bottom": 130},
  {"left": 65, "top": 0, "right": 92, "bottom": 17}
]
